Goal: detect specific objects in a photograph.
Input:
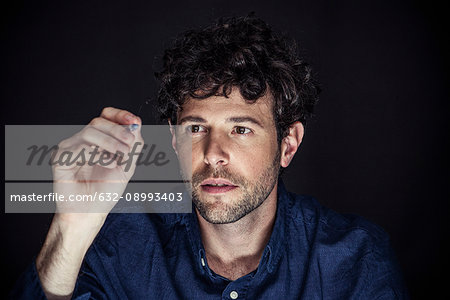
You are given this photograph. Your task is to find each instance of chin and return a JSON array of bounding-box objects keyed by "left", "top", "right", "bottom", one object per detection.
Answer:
[{"left": 195, "top": 198, "right": 256, "bottom": 224}]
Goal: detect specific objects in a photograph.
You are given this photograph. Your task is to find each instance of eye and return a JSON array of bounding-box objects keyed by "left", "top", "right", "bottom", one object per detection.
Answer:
[
  {"left": 187, "top": 124, "right": 206, "bottom": 134},
  {"left": 233, "top": 126, "right": 252, "bottom": 135}
]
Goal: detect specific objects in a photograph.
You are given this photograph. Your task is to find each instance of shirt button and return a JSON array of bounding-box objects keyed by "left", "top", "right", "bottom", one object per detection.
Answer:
[{"left": 230, "top": 291, "right": 238, "bottom": 299}]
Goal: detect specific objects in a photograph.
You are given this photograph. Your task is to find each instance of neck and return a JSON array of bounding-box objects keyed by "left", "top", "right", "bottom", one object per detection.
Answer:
[{"left": 196, "top": 184, "right": 278, "bottom": 280}]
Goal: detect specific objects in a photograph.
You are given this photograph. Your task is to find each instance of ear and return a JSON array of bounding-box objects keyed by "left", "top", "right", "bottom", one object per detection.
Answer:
[
  {"left": 280, "top": 122, "right": 304, "bottom": 168},
  {"left": 168, "top": 119, "right": 178, "bottom": 156}
]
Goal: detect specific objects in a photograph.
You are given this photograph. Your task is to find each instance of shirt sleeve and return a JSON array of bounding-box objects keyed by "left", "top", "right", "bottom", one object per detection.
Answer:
[
  {"left": 72, "top": 258, "right": 108, "bottom": 299},
  {"left": 361, "top": 240, "right": 410, "bottom": 300},
  {"left": 8, "top": 260, "right": 47, "bottom": 300},
  {"left": 8, "top": 259, "right": 106, "bottom": 300}
]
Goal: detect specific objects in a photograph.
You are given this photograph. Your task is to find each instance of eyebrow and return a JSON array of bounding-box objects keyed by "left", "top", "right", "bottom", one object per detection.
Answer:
[
  {"left": 226, "top": 116, "right": 264, "bottom": 128},
  {"left": 178, "top": 115, "right": 264, "bottom": 128},
  {"left": 177, "top": 116, "right": 207, "bottom": 125}
]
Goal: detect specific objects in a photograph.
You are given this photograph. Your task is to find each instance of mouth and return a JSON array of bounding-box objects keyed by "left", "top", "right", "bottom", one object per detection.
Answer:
[{"left": 200, "top": 178, "right": 238, "bottom": 194}]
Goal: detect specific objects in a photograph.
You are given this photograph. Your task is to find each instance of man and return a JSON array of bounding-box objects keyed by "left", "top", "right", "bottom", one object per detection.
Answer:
[{"left": 11, "top": 14, "right": 408, "bottom": 299}]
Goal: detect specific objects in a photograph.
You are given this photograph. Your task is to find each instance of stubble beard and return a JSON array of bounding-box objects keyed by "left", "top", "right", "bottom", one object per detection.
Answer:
[{"left": 184, "top": 148, "right": 281, "bottom": 224}]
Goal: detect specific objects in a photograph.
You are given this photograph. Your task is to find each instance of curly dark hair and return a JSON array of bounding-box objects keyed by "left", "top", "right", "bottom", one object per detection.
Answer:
[{"left": 155, "top": 13, "right": 320, "bottom": 142}]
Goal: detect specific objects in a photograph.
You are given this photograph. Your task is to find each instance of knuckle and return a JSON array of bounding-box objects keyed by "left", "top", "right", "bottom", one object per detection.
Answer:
[
  {"left": 118, "top": 110, "right": 129, "bottom": 119},
  {"left": 117, "top": 142, "right": 129, "bottom": 153},
  {"left": 100, "top": 136, "right": 113, "bottom": 150},
  {"left": 57, "top": 138, "right": 69, "bottom": 149},
  {"left": 90, "top": 117, "right": 102, "bottom": 126},
  {"left": 81, "top": 126, "right": 94, "bottom": 139},
  {"left": 120, "top": 129, "right": 133, "bottom": 143},
  {"left": 104, "top": 138, "right": 124, "bottom": 153},
  {"left": 110, "top": 140, "right": 120, "bottom": 152},
  {"left": 101, "top": 106, "right": 113, "bottom": 115}
]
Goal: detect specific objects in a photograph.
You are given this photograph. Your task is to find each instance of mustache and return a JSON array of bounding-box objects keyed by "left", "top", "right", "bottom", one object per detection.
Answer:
[{"left": 192, "top": 167, "right": 247, "bottom": 187}]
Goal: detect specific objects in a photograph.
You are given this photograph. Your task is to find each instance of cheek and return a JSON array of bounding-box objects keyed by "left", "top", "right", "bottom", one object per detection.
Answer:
[
  {"left": 188, "top": 142, "right": 208, "bottom": 174},
  {"left": 232, "top": 142, "right": 277, "bottom": 172},
  {"left": 175, "top": 140, "right": 194, "bottom": 177}
]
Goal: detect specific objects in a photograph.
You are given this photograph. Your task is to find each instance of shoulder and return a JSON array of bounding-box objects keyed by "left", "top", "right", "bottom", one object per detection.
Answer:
[
  {"left": 284, "top": 191, "right": 400, "bottom": 279},
  {"left": 287, "top": 192, "right": 390, "bottom": 249},
  {"left": 285, "top": 192, "right": 408, "bottom": 297}
]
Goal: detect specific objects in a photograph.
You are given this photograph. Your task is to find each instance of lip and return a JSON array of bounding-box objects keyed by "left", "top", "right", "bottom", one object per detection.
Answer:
[
  {"left": 200, "top": 178, "right": 238, "bottom": 194},
  {"left": 200, "top": 178, "right": 236, "bottom": 186}
]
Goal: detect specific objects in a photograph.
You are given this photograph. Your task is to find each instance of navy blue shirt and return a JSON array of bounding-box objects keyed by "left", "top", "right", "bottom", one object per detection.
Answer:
[{"left": 11, "top": 181, "right": 408, "bottom": 299}]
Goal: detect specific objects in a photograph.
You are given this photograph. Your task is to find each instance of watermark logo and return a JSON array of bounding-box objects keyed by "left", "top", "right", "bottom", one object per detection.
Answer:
[
  {"left": 4, "top": 125, "right": 192, "bottom": 213},
  {"left": 26, "top": 142, "right": 169, "bottom": 172}
]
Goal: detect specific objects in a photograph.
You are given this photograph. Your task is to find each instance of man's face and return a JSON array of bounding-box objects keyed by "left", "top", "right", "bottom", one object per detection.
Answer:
[{"left": 175, "top": 87, "right": 281, "bottom": 224}]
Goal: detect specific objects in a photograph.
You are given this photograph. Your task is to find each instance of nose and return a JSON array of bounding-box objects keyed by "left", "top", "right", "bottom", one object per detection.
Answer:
[{"left": 203, "top": 132, "right": 229, "bottom": 167}]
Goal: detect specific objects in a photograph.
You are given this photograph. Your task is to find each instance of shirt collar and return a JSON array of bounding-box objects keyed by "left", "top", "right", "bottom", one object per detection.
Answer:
[{"left": 183, "top": 178, "right": 290, "bottom": 277}]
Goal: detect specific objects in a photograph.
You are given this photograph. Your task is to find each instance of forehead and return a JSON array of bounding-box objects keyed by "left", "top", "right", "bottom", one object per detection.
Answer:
[{"left": 178, "top": 87, "right": 275, "bottom": 125}]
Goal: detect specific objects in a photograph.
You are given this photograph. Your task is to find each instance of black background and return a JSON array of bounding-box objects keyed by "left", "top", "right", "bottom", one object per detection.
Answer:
[{"left": 1, "top": 0, "right": 449, "bottom": 299}]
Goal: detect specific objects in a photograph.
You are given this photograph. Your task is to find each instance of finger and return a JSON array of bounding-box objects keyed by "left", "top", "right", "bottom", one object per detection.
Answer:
[
  {"left": 79, "top": 127, "right": 130, "bottom": 155},
  {"left": 92, "top": 147, "right": 120, "bottom": 170},
  {"left": 119, "top": 121, "right": 144, "bottom": 176},
  {"left": 51, "top": 143, "right": 120, "bottom": 173},
  {"left": 88, "top": 117, "right": 136, "bottom": 148},
  {"left": 99, "top": 107, "right": 141, "bottom": 125},
  {"left": 51, "top": 143, "right": 87, "bottom": 172}
]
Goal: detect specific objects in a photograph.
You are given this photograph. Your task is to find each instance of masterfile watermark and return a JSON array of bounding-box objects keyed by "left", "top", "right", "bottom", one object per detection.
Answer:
[
  {"left": 4, "top": 125, "right": 192, "bottom": 213},
  {"left": 26, "top": 142, "right": 170, "bottom": 172}
]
